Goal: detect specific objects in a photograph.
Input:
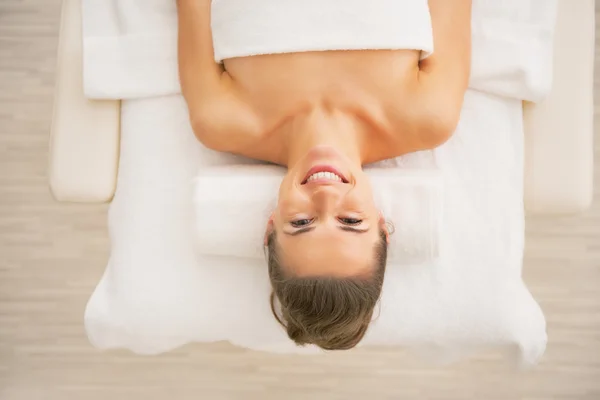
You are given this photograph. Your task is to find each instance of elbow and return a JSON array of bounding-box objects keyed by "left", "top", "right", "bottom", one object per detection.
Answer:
[
  {"left": 421, "top": 104, "right": 462, "bottom": 149},
  {"left": 431, "top": 113, "right": 460, "bottom": 147},
  {"left": 190, "top": 110, "right": 226, "bottom": 152},
  {"left": 190, "top": 115, "right": 211, "bottom": 147}
]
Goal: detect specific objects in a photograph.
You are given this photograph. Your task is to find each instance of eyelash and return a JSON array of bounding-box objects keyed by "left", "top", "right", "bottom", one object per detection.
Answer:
[
  {"left": 338, "top": 217, "right": 362, "bottom": 226},
  {"left": 290, "top": 218, "right": 314, "bottom": 228},
  {"left": 290, "top": 217, "right": 363, "bottom": 228}
]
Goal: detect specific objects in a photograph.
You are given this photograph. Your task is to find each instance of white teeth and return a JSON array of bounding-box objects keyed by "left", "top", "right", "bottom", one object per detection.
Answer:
[{"left": 306, "top": 171, "right": 343, "bottom": 183}]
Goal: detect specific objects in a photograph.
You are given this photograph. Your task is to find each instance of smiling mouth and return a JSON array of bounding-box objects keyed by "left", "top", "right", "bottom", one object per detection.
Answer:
[{"left": 301, "top": 166, "right": 349, "bottom": 185}]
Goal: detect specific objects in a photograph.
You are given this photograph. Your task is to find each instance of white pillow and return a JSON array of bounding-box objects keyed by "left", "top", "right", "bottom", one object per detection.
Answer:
[
  {"left": 85, "top": 92, "right": 547, "bottom": 366},
  {"left": 193, "top": 166, "right": 443, "bottom": 264}
]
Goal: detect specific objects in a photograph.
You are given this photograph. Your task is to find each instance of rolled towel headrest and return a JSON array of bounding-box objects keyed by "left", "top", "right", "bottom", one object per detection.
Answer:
[{"left": 193, "top": 165, "right": 443, "bottom": 265}]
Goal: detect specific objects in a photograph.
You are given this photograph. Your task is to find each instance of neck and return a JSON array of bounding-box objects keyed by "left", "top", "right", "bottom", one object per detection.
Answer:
[{"left": 283, "top": 109, "right": 364, "bottom": 168}]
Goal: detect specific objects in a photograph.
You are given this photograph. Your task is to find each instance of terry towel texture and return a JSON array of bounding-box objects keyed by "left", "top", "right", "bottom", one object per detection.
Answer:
[
  {"left": 211, "top": 0, "right": 433, "bottom": 62},
  {"left": 81, "top": 0, "right": 557, "bottom": 365},
  {"left": 81, "top": 0, "right": 557, "bottom": 102}
]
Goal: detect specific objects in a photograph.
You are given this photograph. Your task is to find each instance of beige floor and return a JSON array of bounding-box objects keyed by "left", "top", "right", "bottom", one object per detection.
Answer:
[{"left": 1, "top": 1, "right": 599, "bottom": 399}]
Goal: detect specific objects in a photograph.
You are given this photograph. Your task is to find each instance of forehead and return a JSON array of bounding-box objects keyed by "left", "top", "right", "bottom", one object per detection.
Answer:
[{"left": 277, "top": 229, "right": 378, "bottom": 277}]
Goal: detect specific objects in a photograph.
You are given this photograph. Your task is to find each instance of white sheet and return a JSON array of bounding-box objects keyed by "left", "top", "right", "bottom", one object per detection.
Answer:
[
  {"left": 82, "top": 0, "right": 557, "bottom": 102},
  {"left": 85, "top": 90, "right": 547, "bottom": 366},
  {"left": 83, "top": 0, "right": 556, "bottom": 366}
]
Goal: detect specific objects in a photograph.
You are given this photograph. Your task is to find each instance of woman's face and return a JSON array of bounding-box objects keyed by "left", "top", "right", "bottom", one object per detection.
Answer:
[{"left": 268, "top": 146, "right": 387, "bottom": 277}]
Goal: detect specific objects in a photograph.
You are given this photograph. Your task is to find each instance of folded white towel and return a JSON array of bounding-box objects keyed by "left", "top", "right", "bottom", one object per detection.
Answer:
[
  {"left": 470, "top": 0, "right": 558, "bottom": 102},
  {"left": 193, "top": 165, "right": 444, "bottom": 265},
  {"left": 82, "top": 0, "right": 558, "bottom": 102},
  {"left": 211, "top": 0, "right": 433, "bottom": 62}
]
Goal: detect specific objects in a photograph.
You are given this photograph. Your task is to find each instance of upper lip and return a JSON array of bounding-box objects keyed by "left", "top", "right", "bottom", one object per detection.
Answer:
[{"left": 301, "top": 166, "right": 349, "bottom": 185}]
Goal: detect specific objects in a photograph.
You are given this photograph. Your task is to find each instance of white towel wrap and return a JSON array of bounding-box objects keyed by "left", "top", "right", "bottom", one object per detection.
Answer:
[
  {"left": 82, "top": 0, "right": 556, "bottom": 102},
  {"left": 211, "top": 0, "right": 434, "bottom": 62}
]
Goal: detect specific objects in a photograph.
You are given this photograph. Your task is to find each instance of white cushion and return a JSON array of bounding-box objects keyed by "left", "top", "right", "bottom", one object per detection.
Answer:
[
  {"left": 522, "top": 0, "right": 595, "bottom": 214},
  {"left": 49, "top": 0, "right": 120, "bottom": 203}
]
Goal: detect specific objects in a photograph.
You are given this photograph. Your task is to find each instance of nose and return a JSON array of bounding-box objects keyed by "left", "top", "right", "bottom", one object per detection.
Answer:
[{"left": 310, "top": 186, "right": 342, "bottom": 213}]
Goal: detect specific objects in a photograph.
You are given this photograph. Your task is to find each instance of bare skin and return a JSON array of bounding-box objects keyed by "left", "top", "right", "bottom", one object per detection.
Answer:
[{"left": 177, "top": 0, "right": 472, "bottom": 277}]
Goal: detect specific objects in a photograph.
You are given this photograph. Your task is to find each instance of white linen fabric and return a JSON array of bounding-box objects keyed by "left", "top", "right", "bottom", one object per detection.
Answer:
[
  {"left": 86, "top": 91, "right": 547, "bottom": 366},
  {"left": 82, "top": 0, "right": 557, "bottom": 366},
  {"left": 81, "top": 0, "right": 557, "bottom": 102}
]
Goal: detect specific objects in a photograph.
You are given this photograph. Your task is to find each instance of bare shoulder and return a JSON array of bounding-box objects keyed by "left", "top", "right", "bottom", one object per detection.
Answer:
[
  {"left": 189, "top": 76, "right": 288, "bottom": 164},
  {"left": 362, "top": 77, "right": 461, "bottom": 163},
  {"left": 189, "top": 78, "right": 266, "bottom": 155},
  {"left": 177, "top": 0, "right": 275, "bottom": 162},
  {"left": 365, "top": 0, "right": 471, "bottom": 162}
]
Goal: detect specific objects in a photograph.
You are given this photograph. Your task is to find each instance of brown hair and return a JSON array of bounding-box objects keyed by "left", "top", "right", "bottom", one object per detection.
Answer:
[{"left": 266, "top": 230, "right": 388, "bottom": 350}]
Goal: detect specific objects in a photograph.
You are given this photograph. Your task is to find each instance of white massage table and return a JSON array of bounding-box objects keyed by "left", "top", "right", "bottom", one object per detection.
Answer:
[{"left": 49, "top": 0, "right": 595, "bottom": 214}]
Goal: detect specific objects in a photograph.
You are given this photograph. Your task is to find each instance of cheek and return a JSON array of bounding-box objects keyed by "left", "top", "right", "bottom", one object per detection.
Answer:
[
  {"left": 277, "top": 173, "right": 296, "bottom": 202},
  {"left": 276, "top": 197, "right": 303, "bottom": 218},
  {"left": 346, "top": 186, "right": 376, "bottom": 209},
  {"left": 275, "top": 184, "right": 289, "bottom": 212},
  {"left": 277, "top": 179, "right": 307, "bottom": 209},
  {"left": 273, "top": 190, "right": 295, "bottom": 221}
]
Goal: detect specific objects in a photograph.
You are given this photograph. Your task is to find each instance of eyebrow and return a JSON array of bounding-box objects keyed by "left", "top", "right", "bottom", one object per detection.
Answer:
[
  {"left": 283, "top": 226, "right": 369, "bottom": 236},
  {"left": 338, "top": 226, "right": 369, "bottom": 234},
  {"left": 284, "top": 227, "right": 316, "bottom": 236}
]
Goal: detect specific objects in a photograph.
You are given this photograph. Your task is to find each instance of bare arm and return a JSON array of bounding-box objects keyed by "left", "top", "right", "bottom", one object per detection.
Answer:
[
  {"left": 418, "top": 0, "right": 472, "bottom": 138},
  {"left": 177, "top": 0, "right": 261, "bottom": 153},
  {"left": 177, "top": 0, "right": 224, "bottom": 107},
  {"left": 375, "top": 0, "right": 472, "bottom": 161}
]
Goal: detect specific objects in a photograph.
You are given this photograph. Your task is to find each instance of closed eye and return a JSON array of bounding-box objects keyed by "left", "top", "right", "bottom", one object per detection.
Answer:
[
  {"left": 283, "top": 226, "right": 367, "bottom": 236},
  {"left": 338, "top": 217, "right": 362, "bottom": 226},
  {"left": 290, "top": 218, "right": 314, "bottom": 228}
]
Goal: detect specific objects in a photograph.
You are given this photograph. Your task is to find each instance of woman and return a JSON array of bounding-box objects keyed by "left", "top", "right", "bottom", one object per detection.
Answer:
[{"left": 177, "top": 0, "right": 471, "bottom": 350}]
